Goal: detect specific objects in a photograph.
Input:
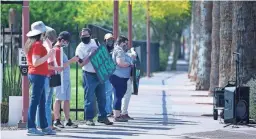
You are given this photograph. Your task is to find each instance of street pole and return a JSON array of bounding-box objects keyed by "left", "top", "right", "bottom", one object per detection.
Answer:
[
  {"left": 147, "top": 0, "right": 151, "bottom": 77},
  {"left": 21, "top": 0, "right": 29, "bottom": 125},
  {"left": 113, "top": 0, "right": 119, "bottom": 40},
  {"left": 128, "top": 0, "right": 132, "bottom": 49}
]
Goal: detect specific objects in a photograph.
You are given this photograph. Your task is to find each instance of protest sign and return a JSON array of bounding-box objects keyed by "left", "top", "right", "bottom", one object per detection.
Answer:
[{"left": 90, "top": 45, "right": 116, "bottom": 83}]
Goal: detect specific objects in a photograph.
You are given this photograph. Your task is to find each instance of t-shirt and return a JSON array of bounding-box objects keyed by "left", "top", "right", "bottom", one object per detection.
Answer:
[
  {"left": 75, "top": 39, "right": 99, "bottom": 73},
  {"left": 27, "top": 41, "right": 48, "bottom": 76},
  {"left": 112, "top": 45, "right": 133, "bottom": 78},
  {"left": 55, "top": 46, "right": 61, "bottom": 66}
]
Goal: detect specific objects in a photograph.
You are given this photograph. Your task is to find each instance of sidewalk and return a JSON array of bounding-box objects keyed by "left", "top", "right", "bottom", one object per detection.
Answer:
[{"left": 1, "top": 70, "right": 255, "bottom": 139}]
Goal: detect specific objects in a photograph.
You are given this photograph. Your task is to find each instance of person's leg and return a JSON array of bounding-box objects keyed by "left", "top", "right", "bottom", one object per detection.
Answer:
[
  {"left": 44, "top": 78, "right": 53, "bottom": 127},
  {"left": 63, "top": 100, "right": 70, "bottom": 120},
  {"left": 83, "top": 72, "right": 97, "bottom": 125},
  {"left": 105, "top": 80, "right": 113, "bottom": 115},
  {"left": 110, "top": 75, "right": 128, "bottom": 122},
  {"left": 39, "top": 88, "right": 56, "bottom": 136},
  {"left": 53, "top": 99, "right": 64, "bottom": 128},
  {"left": 38, "top": 84, "right": 48, "bottom": 129},
  {"left": 62, "top": 81, "right": 71, "bottom": 121},
  {"left": 121, "top": 79, "right": 134, "bottom": 120},
  {"left": 27, "top": 74, "right": 46, "bottom": 136},
  {"left": 95, "top": 80, "right": 113, "bottom": 125},
  {"left": 53, "top": 100, "right": 61, "bottom": 120}
]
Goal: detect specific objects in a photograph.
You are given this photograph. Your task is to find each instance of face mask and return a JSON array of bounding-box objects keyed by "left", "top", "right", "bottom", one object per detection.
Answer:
[
  {"left": 62, "top": 42, "right": 69, "bottom": 47},
  {"left": 106, "top": 40, "right": 114, "bottom": 47},
  {"left": 123, "top": 44, "right": 129, "bottom": 52},
  {"left": 81, "top": 36, "right": 91, "bottom": 44}
]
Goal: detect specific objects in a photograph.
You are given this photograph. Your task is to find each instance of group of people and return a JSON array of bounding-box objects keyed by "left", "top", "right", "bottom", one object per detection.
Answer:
[{"left": 25, "top": 21, "right": 137, "bottom": 136}]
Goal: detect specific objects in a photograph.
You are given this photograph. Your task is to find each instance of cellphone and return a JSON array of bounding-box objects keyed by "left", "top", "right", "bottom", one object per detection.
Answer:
[{"left": 76, "top": 55, "right": 83, "bottom": 63}]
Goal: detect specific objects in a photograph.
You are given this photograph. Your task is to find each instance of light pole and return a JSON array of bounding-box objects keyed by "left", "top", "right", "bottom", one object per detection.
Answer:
[
  {"left": 113, "top": 0, "right": 119, "bottom": 40},
  {"left": 128, "top": 0, "right": 132, "bottom": 49},
  {"left": 21, "top": 0, "right": 29, "bottom": 126}
]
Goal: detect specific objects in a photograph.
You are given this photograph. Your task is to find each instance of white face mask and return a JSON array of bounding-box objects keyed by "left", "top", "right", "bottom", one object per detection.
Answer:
[{"left": 62, "top": 42, "right": 69, "bottom": 47}]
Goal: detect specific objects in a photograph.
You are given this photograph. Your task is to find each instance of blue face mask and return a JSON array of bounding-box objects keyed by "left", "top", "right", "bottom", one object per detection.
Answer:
[{"left": 62, "top": 42, "right": 69, "bottom": 47}]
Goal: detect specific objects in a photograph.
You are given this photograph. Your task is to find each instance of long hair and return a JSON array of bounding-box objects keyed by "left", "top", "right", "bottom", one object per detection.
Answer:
[
  {"left": 45, "top": 29, "right": 57, "bottom": 43},
  {"left": 24, "top": 34, "right": 41, "bottom": 54}
]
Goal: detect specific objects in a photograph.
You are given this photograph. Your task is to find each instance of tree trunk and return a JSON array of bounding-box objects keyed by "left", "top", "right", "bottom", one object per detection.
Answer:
[
  {"left": 188, "top": 2, "right": 195, "bottom": 77},
  {"left": 219, "top": 1, "right": 232, "bottom": 87},
  {"left": 189, "top": 1, "right": 201, "bottom": 81},
  {"left": 196, "top": 1, "right": 212, "bottom": 90},
  {"left": 232, "top": 1, "right": 256, "bottom": 119},
  {"left": 209, "top": 1, "right": 220, "bottom": 93},
  {"left": 171, "top": 37, "right": 181, "bottom": 70}
]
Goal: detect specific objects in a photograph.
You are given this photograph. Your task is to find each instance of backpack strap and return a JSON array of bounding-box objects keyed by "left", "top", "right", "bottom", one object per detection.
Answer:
[{"left": 94, "top": 38, "right": 100, "bottom": 46}]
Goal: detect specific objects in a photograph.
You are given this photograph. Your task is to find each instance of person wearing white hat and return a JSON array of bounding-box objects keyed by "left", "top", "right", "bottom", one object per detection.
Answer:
[
  {"left": 103, "top": 33, "right": 115, "bottom": 117},
  {"left": 24, "top": 21, "right": 56, "bottom": 136}
]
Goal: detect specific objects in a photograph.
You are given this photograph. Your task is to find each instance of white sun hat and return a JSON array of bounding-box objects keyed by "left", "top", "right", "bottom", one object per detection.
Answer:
[{"left": 26, "top": 21, "right": 48, "bottom": 37}]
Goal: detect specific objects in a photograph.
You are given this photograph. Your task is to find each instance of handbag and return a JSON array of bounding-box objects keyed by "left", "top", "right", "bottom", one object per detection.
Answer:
[{"left": 49, "top": 54, "right": 61, "bottom": 87}]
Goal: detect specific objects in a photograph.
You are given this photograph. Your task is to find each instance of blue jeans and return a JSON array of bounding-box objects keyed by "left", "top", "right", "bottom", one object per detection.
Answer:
[
  {"left": 105, "top": 80, "right": 113, "bottom": 115},
  {"left": 109, "top": 75, "right": 129, "bottom": 110},
  {"left": 27, "top": 74, "right": 48, "bottom": 129},
  {"left": 82, "top": 71, "right": 107, "bottom": 120},
  {"left": 36, "top": 77, "right": 53, "bottom": 127}
]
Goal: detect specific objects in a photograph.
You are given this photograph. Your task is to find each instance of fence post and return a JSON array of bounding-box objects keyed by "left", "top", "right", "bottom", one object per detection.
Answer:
[
  {"left": 0, "top": 26, "right": 4, "bottom": 103},
  {"left": 75, "top": 24, "right": 79, "bottom": 120}
]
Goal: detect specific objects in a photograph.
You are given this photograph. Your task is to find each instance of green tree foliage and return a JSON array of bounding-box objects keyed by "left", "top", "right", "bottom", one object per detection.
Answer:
[{"left": 1, "top": 0, "right": 191, "bottom": 71}]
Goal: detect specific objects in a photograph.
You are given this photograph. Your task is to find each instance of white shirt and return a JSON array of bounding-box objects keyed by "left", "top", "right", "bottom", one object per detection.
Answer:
[{"left": 75, "top": 39, "right": 99, "bottom": 73}]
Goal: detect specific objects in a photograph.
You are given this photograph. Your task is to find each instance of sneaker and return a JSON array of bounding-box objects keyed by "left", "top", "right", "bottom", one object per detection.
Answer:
[
  {"left": 85, "top": 120, "right": 95, "bottom": 126},
  {"left": 53, "top": 119, "right": 64, "bottom": 128},
  {"left": 52, "top": 126, "right": 61, "bottom": 131},
  {"left": 114, "top": 116, "right": 128, "bottom": 122},
  {"left": 65, "top": 119, "right": 78, "bottom": 128},
  {"left": 42, "top": 127, "right": 56, "bottom": 135},
  {"left": 121, "top": 114, "right": 134, "bottom": 120},
  {"left": 27, "top": 128, "right": 45, "bottom": 136},
  {"left": 97, "top": 118, "right": 114, "bottom": 125}
]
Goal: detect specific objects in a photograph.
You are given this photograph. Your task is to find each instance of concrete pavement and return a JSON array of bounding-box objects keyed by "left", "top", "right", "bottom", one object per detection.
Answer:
[{"left": 1, "top": 70, "right": 256, "bottom": 139}]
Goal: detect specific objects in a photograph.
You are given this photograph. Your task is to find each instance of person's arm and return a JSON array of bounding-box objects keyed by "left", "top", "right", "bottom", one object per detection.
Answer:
[
  {"left": 32, "top": 45, "right": 55, "bottom": 67},
  {"left": 127, "top": 48, "right": 137, "bottom": 59},
  {"left": 63, "top": 56, "right": 79, "bottom": 68},
  {"left": 48, "top": 65, "right": 63, "bottom": 72},
  {"left": 116, "top": 51, "right": 132, "bottom": 68},
  {"left": 75, "top": 45, "right": 97, "bottom": 67}
]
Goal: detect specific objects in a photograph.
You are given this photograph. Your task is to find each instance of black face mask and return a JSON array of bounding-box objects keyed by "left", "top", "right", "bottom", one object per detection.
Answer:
[
  {"left": 81, "top": 36, "right": 91, "bottom": 44},
  {"left": 106, "top": 40, "right": 114, "bottom": 52}
]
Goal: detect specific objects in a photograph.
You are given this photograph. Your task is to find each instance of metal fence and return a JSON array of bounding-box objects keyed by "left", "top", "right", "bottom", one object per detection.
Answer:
[{"left": 1, "top": 24, "right": 23, "bottom": 123}]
